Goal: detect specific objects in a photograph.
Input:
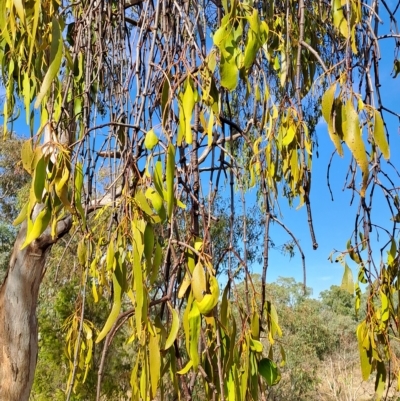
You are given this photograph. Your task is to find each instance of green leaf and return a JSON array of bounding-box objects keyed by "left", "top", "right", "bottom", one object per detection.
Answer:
[
  {"left": 191, "top": 262, "right": 207, "bottom": 301},
  {"left": 164, "top": 303, "right": 180, "bottom": 350},
  {"left": 74, "top": 162, "right": 86, "bottom": 227},
  {"left": 21, "top": 140, "right": 34, "bottom": 174},
  {"left": 373, "top": 110, "right": 390, "bottom": 160},
  {"left": 188, "top": 302, "right": 201, "bottom": 369},
  {"left": 161, "top": 76, "right": 170, "bottom": 127},
  {"left": 21, "top": 203, "right": 52, "bottom": 249},
  {"left": 96, "top": 270, "right": 122, "bottom": 343},
  {"left": 356, "top": 322, "right": 372, "bottom": 381},
  {"left": 149, "top": 333, "right": 161, "bottom": 398},
  {"left": 380, "top": 290, "right": 389, "bottom": 322},
  {"left": 33, "top": 156, "right": 46, "bottom": 202},
  {"left": 181, "top": 78, "right": 196, "bottom": 145},
  {"left": 321, "top": 83, "right": 343, "bottom": 156},
  {"left": 243, "top": 9, "right": 261, "bottom": 70},
  {"left": 144, "top": 129, "right": 159, "bottom": 150},
  {"left": 343, "top": 100, "right": 369, "bottom": 197},
  {"left": 177, "top": 360, "right": 193, "bottom": 375},
  {"left": 333, "top": 0, "right": 350, "bottom": 38},
  {"left": 196, "top": 275, "right": 219, "bottom": 315},
  {"left": 258, "top": 358, "right": 281, "bottom": 386},
  {"left": 166, "top": 144, "right": 175, "bottom": 219},
  {"left": 341, "top": 264, "right": 354, "bottom": 294},
  {"left": 145, "top": 187, "right": 166, "bottom": 221},
  {"left": 13, "top": 201, "right": 28, "bottom": 226},
  {"left": 34, "top": 17, "right": 63, "bottom": 108}
]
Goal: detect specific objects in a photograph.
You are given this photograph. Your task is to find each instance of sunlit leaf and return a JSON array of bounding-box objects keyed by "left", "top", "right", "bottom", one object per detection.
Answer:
[
  {"left": 34, "top": 17, "right": 63, "bottom": 108},
  {"left": 373, "top": 110, "right": 390, "bottom": 160}
]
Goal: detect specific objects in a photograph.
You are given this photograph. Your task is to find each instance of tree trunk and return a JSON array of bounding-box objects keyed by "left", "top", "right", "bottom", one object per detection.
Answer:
[{"left": 0, "top": 221, "right": 51, "bottom": 401}]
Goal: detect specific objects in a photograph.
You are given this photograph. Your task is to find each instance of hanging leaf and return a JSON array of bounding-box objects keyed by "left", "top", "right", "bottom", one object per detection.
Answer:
[
  {"left": 196, "top": 275, "right": 219, "bottom": 315},
  {"left": 96, "top": 268, "right": 123, "bottom": 343},
  {"left": 34, "top": 17, "right": 63, "bottom": 108},
  {"left": 166, "top": 144, "right": 175, "bottom": 219},
  {"left": 373, "top": 110, "right": 390, "bottom": 160},
  {"left": 21, "top": 202, "right": 52, "bottom": 248},
  {"left": 164, "top": 303, "right": 180, "bottom": 350},
  {"left": 321, "top": 83, "right": 343, "bottom": 156},
  {"left": 188, "top": 302, "right": 201, "bottom": 369},
  {"left": 333, "top": 0, "right": 350, "bottom": 38},
  {"left": 343, "top": 100, "right": 369, "bottom": 197},
  {"left": 192, "top": 262, "right": 207, "bottom": 301},
  {"left": 149, "top": 332, "right": 161, "bottom": 398},
  {"left": 144, "top": 129, "right": 159, "bottom": 150},
  {"left": 341, "top": 264, "right": 354, "bottom": 294}
]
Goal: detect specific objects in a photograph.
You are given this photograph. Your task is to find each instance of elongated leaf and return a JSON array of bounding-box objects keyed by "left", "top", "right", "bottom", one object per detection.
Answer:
[
  {"left": 188, "top": 302, "right": 201, "bottom": 369},
  {"left": 21, "top": 140, "right": 34, "bottom": 174},
  {"left": 177, "top": 360, "right": 193, "bottom": 375},
  {"left": 96, "top": 270, "right": 122, "bottom": 343},
  {"left": 21, "top": 203, "right": 52, "bottom": 249},
  {"left": 374, "top": 110, "right": 390, "bottom": 160},
  {"left": 356, "top": 322, "right": 372, "bottom": 381},
  {"left": 321, "top": 83, "right": 343, "bottom": 156},
  {"left": 13, "top": 201, "right": 28, "bottom": 226},
  {"left": 341, "top": 264, "right": 354, "bottom": 294},
  {"left": 343, "top": 100, "right": 369, "bottom": 197},
  {"left": 35, "top": 17, "right": 63, "bottom": 108},
  {"left": 149, "top": 333, "right": 161, "bottom": 398},
  {"left": 166, "top": 144, "right": 175, "bottom": 219},
  {"left": 333, "top": 0, "right": 349, "bottom": 38},
  {"left": 380, "top": 290, "right": 389, "bottom": 322},
  {"left": 33, "top": 156, "right": 46, "bottom": 202},
  {"left": 164, "top": 303, "right": 180, "bottom": 350}
]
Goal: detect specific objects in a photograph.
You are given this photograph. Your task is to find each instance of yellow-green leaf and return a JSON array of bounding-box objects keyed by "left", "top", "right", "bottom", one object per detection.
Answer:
[
  {"left": 188, "top": 302, "right": 201, "bottom": 369},
  {"left": 380, "top": 290, "right": 389, "bottom": 322},
  {"left": 191, "top": 263, "right": 206, "bottom": 301},
  {"left": 164, "top": 302, "right": 180, "bottom": 350},
  {"left": 144, "top": 129, "right": 159, "bottom": 150},
  {"left": 356, "top": 322, "right": 372, "bottom": 381},
  {"left": 21, "top": 204, "right": 52, "bottom": 249},
  {"left": 177, "top": 360, "right": 193, "bottom": 375},
  {"left": 374, "top": 110, "right": 390, "bottom": 160},
  {"left": 196, "top": 275, "right": 219, "bottom": 315},
  {"left": 96, "top": 270, "right": 122, "bottom": 343},
  {"left": 34, "top": 17, "right": 63, "bottom": 108},
  {"left": 321, "top": 83, "right": 343, "bottom": 156},
  {"left": 343, "top": 100, "right": 368, "bottom": 197},
  {"left": 341, "top": 264, "right": 354, "bottom": 294},
  {"left": 21, "top": 140, "right": 34, "bottom": 174},
  {"left": 333, "top": 0, "right": 350, "bottom": 38},
  {"left": 166, "top": 144, "right": 175, "bottom": 219},
  {"left": 33, "top": 156, "right": 46, "bottom": 202},
  {"left": 149, "top": 333, "right": 160, "bottom": 398}
]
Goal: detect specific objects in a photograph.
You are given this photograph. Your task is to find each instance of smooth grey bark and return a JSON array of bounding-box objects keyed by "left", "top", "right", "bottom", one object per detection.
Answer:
[{"left": 0, "top": 214, "right": 72, "bottom": 401}]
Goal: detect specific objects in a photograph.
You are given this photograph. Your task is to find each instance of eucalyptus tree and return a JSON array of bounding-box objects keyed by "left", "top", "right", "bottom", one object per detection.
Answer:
[{"left": 0, "top": 0, "right": 399, "bottom": 400}]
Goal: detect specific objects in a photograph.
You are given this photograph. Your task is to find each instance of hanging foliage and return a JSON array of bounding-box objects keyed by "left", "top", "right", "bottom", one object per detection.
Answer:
[{"left": 1, "top": 0, "right": 400, "bottom": 400}]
